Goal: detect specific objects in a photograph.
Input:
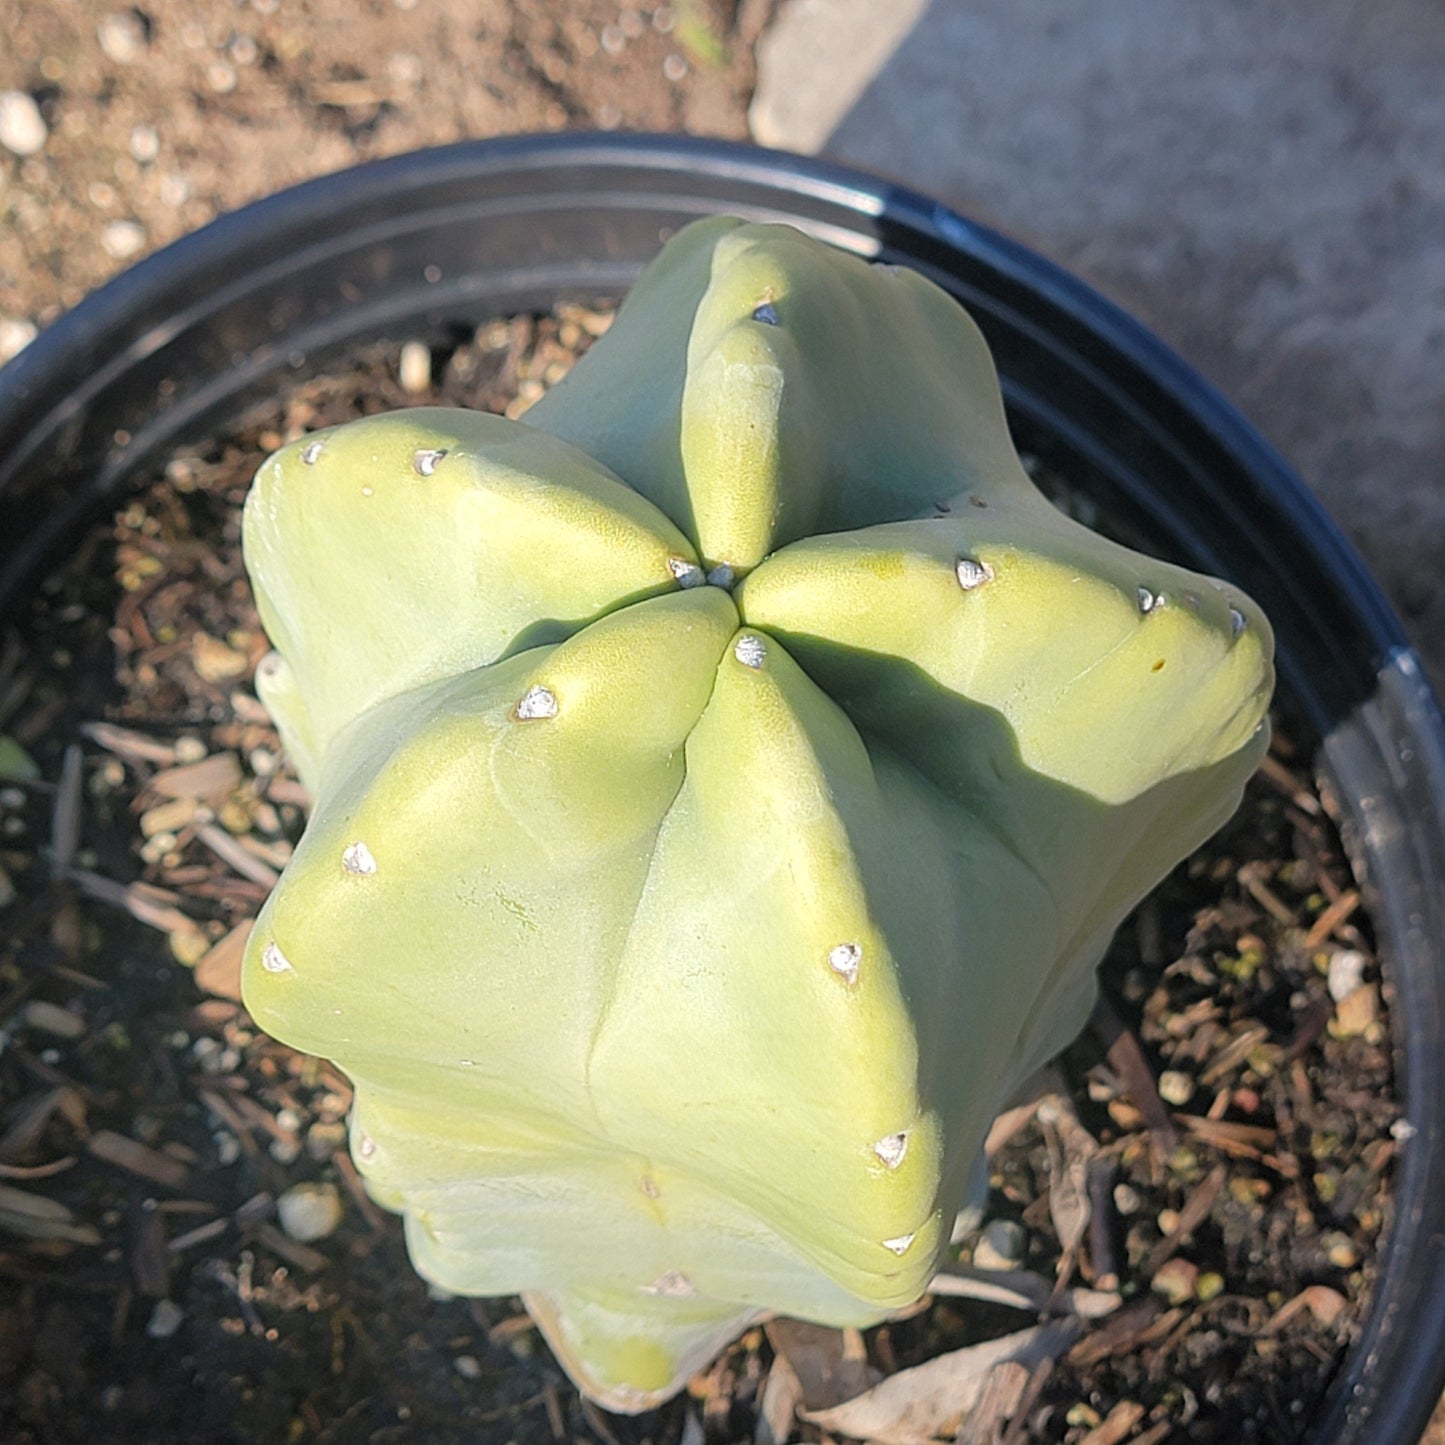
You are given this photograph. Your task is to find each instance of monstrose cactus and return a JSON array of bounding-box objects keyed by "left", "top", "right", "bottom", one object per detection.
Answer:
[{"left": 239, "top": 217, "right": 1274, "bottom": 1411}]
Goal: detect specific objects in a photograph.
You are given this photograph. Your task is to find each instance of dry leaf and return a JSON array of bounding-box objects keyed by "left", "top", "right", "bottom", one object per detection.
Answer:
[
  {"left": 802, "top": 1321, "right": 1078, "bottom": 1445},
  {"left": 766, "top": 1319, "right": 878, "bottom": 1412},
  {"left": 195, "top": 920, "right": 253, "bottom": 1001}
]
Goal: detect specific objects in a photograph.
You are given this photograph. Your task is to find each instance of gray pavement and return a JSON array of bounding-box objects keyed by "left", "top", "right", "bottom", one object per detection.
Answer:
[{"left": 753, "top": 0, "right": 1445, "bottom": 693}]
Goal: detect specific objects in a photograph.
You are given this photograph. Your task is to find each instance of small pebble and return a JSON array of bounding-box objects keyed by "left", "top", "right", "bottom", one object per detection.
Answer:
[
  {"left": 22, "top": 999, "right": 86, "bottom": 1039},
  {"left": 146, "top": 1299, "right": 185, "bottom": 1339},
  {"left": 97, "top": 11, "right": 149, "bottom": 64},
  {"left": 277, "top": 1181, "right": 344, "bottom": 1242},
  {"left": 1195, "top": 1270, "right": 1226, "bottom": 1302},
  {"left": 173, "top": 736, "right": 208, "bottom": 764},
  {"left": 1113, "top": 1182, "right": 1142, "bottom": 1215},
  {"left": 972, "top": 1218, "right": 1026, "bottom": 1270},
  {"left": 207, "top": 61, "right": 238, "bottom": 94},
  {"left": 101, "top": 220, "right": 147, "bottom": 261},
  {"left": 0, "top": 91, "right": 48, "bottom": 157},
  {"left": 1331, "top": 983, "right": 1379, "bottom": 1038},
  {"left": 663, "top": 52, "right": 688, "bottom": 82},
  {"left": 1158, "top": 1069, "right": 1195, "bottom": 1107},
  {"left": 1324, "top": 1233, "right": 1358, "bottom": 1270},
  {"left": 1151, "top": 1257, "right": 1198, "bottom": 1306},
  {"left": 129, "top": 123, "right": 160, "bottom": 163},
  {"left": 398, "top": 340, "right": 431, "bottom": 394},
  {"left": 454, "top": 1355, "right": 482, "bottom": 1379},
  {"left": 1327, "top": 949, "right": 1368, "bottom": 1003},
  {"left": 0, "top": 318, "right": 37, "bottom": 364}
]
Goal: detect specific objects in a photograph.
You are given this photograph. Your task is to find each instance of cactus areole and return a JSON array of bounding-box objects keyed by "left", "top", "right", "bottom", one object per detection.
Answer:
[{"left": 239, "top": 218, "right": 1274, "bottom": 1411}]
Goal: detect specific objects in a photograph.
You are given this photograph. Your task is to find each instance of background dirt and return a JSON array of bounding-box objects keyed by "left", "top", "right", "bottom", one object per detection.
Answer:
[{"left": 0, "top": 0, "right": 768, "bottom": 336}]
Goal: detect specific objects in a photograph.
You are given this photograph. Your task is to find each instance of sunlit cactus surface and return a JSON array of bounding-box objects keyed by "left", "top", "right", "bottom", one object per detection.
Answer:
[{"left": 240, "top": 217, "right": 1274, "bottom": 1412}]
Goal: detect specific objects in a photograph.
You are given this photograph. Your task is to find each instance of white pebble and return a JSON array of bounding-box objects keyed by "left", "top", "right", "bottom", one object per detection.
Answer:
[
  {"left": 1157, "top": 1069, "right": 1195, "bottom": 1107},
  {"left": 277, "top": 1181, "right": 344, "bottom": 1242},
  {"left": 145, "top": 1299, "right": 185, "bottom": 1339},
  {"left": 398, "top": 340, "right": 431, "bottom": 394},
  {"left": 97, "top": 11, "right": 149, "bottom": 64},
  {"left": 973, "top": 1218, "right": 1026, "bottom": 1270},
  {"left": 129, "top": 123, "right": 160, "bottom": 163},
  {"left": 0, "top": 317, "right": 37, "bottom": 364},
  {"left": 1327, "top": 949, "right": 1368, "bottom": 1003},
  {"left": 663, "top": 52, "right": 687, "bottom": 82},
  {"left": 101, "top": 220, "right": 147, "bottom": 261},
  {"left": 0, "top": 91, "right": 47, "bottom": 157}
]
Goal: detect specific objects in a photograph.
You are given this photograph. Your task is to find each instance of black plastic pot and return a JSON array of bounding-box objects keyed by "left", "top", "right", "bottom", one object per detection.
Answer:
[{"left": 1, "top": 134, "right": 1442, "bottom": 1444}]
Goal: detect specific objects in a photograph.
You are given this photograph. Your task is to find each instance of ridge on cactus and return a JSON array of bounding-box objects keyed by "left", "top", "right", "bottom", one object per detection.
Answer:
[{"left": 239, "top": 216, "right": 1274, "bottom": 1413}]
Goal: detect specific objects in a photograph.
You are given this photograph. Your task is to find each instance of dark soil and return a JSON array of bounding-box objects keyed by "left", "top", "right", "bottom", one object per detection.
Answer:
[{"left": 0, "top": 313, "right": 1399, "bottom": 1445}]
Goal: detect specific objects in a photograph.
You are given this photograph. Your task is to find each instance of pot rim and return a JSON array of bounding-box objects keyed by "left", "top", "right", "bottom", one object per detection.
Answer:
[{"left": 1, "top": 132, "right": 1442, "bottom": 1445}]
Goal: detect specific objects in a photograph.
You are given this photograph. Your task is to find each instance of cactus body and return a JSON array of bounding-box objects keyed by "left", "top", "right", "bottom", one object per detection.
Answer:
[{"left": 241, "top": 219, "right": 1274, "bottom": 1411}]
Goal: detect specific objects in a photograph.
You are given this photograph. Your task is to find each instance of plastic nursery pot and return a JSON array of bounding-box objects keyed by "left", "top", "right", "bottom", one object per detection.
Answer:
[{"left": 1, "top": 134, "right": 1443, "bottom": 1444}]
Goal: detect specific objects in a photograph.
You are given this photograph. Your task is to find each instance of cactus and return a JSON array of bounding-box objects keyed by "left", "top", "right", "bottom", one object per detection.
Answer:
[{"left": 240, "top": 218, "right": 1274, "bottom": 1412}]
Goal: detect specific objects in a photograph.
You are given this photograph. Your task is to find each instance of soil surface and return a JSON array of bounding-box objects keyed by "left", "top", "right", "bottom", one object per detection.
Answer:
[{"left": 0, "top": 0, "right": 765, "bottom": 340}]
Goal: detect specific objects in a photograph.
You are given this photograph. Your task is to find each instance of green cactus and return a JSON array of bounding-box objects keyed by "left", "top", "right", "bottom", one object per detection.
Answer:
[{"left": 240, "top": 217, "right": 1274, "bottom": 1412}]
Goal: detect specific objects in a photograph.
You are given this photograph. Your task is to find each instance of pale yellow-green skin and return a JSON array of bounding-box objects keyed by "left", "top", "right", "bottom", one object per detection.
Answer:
[{"left": 240, "top": 217, "right": 1274, "bottom": 1412}]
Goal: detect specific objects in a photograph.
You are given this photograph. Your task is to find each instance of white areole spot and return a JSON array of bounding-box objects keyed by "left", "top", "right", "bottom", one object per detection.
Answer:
[
  {"left": 734, "top": 634, "right": 767, "bottom": 669},
  {"left": 955, "top": 556, "right": 994, "bottom": 591},
  {"left": 515, "top": 684, "right": 559, "bottom": 720},
  {"left": 642, "top": 1271, "right": 697, "bottom": 1298},
  {"left": 1230, "top": 606, "right": 1247, "bottom": 638},
  {"left": 300, "top": 439, "right": 323, "bottom": 465},
  {"left": 357, "top": 1133, "right": 377, "bottom": 1160},
  {"left": 668, "top": 557, "right": 706, "bottom": 589},
  {"left": 260, "top": 941, "right": 293, "bottom": 974},
  {"left": 829, "top": 941, "right": 862, "bottom": 984},
  {"left": 751, "top": 302, "right": 780, "bottom": 326},
  {"left": 707, "top": 562, "right": 736, "bottom": 590},
  {"left": 412, "top": 447, "right": 448, "bottom": 476},
  {"left": 882, "top": 1232, "right": 916, "bottom": 1256},
  {"left": 1138, "top": 586, "right": 1165, "bottom": 615},
  {"left": 342, "top": 841, "right": 377, "bottom": 876},
  {"left": 873, "top": 1132, "right": 909, "bottom": 1169}
]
